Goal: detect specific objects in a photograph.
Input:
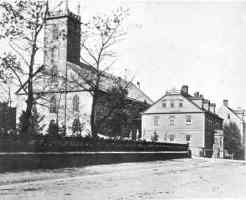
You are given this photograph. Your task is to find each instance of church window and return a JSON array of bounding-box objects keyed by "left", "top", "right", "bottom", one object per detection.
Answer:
[
  {"left": 50, "top": 96, "right": 57, "bottom": 113},
  {"left": 51, "top": 65, "right": 58, "bottom": 82},
  {"left": 73, "top": 95, "right": 80, "bottom": 112},
  {"left": 50, "top": 46, "right": 59, "bottom": 63},
  {"left": 52, "top": 24, "right": 59, "bottom": 40}
]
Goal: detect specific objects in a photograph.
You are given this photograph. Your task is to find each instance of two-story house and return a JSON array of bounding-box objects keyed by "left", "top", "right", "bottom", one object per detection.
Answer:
[{"left": 141, "top": 85, "right": 223, "bottom": 157}]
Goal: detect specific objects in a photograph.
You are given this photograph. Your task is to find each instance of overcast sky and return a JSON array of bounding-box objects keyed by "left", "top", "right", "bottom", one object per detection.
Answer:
[
  {"left": 64, "top": 0, "right": 246, "bottom": 110},
  {"left": 2, "top": 0, "right": 246, "bottom": 110}
]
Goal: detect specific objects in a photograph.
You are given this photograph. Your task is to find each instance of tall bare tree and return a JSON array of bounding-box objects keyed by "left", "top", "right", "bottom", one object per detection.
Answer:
[
  {"left": 70, "top": 7, "right": 130, "bottom": 137},
  {"left": 0, "top": 0, "right": 49, "bottom": 135}
]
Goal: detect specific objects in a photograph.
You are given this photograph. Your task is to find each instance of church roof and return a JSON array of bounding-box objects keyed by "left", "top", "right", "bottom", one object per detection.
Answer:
[
  {"left": 68, "top": 62, "right": 154, "bottom": 104},
  {"left": 16, "top": 61, "right": 153, "bottom": 105}
]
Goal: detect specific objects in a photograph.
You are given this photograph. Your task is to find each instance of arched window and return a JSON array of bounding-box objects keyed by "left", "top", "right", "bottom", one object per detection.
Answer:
[
  {"left": 73, "top": 95, "right": 79, "bottom": 112},
  {"left": 50, "top": 96, "right": 57, "bottom": 113},
  {"left": 50, "top": 65, "right": 58, "bottom": 82},
  {"left": 50, "top": 46, "right": 59, "bottom": 63}
]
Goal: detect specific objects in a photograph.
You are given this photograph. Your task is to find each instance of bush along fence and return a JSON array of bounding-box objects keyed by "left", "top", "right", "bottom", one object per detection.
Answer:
[
  {"left": 0, "top": 136, "right": 191, "bottom": 172},
  {"left": 0, "top": 135, "right": 189, "bottom": 152}
]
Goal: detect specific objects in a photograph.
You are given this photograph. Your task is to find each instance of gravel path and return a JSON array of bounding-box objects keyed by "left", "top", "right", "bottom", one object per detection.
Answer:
[{"left": 0, "top": 158, "right": 245, "bottom": 199}]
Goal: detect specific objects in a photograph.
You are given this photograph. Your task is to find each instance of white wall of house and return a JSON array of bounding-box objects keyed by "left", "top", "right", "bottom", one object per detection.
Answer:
[
  {"left": 142, "top": 93, "right": 207, "bottom": 156},
  {"left": 142, "top": 113, "right": 205, "bottom": 156}
]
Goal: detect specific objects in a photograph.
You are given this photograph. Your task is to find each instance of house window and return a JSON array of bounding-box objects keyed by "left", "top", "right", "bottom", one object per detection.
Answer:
[
  {"left": 50, "top": 65, "right": 58, "bottom": 82},
  {"left": 179, "top": 102, "right": 183, "bottom": 107},
  {"left": 73, "top": 95, "right": 80, "bottom": 112},
  {"left": 186, "top": 135, "right": 191, "bottom": 142},
  {"left": 227, "top": 114, "right": 230, "bottom": 119},
  {"left": 169, "top": 134, "right": 175, "bottom": 142},
  {"left": 50, "top": 96, "right": 57, "bottom": 113},
  {"left": 154, "top": 116, "right": 160, "bottom": 126},
  {"left": 162, "top": 102, "right": 166, "bottom": 108},
  {"left": 169, "top": 116, "right": 175, "bottom": 126},
  {"left": 186, "top": 115, "right": 192, "bottom": 125}
]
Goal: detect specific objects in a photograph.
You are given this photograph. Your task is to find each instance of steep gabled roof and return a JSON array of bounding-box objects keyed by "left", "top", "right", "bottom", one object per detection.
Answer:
[
  {"left": 16, "top": 61, "right": 153, "bottom": 105},
  {"left": 68, "top": 62, "right": 153, "bottom": 104},
  {"left": 223, "top": 105, "right": 241, "bottom": 120},
  {"left": 142, "top": 88, "right": 223, "bottom": 120},
  {"left": 142, "top": 92, "right": 203, "bottom": 114}
]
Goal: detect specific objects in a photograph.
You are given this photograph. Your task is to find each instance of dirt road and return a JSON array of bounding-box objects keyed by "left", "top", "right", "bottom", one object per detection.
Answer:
[{"left": 0, "top": 158, "right": 245, "bottom": 199}]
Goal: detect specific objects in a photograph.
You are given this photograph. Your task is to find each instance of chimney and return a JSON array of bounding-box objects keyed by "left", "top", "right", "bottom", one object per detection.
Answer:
[
  {"left": 137, "top": 81, "right": 140, "bottom": 88},
  {"left": 223, "top": 99, "right": 228, "bottom": 107},
  {"left": 210, "top": 103, "right": 216, "bottom": 113},
  {"left": 77, "top": 2, "right": 81, "bottom": 15},
  {"left": 194, "top": 91, "right": 200, "bottom": 97},
  {"left": 181, "top": 85, "right": 189, "bottom": 96}
]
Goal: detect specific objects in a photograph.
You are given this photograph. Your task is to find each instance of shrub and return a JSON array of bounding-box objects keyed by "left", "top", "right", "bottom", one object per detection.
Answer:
[
  {"left": 151, "top": 131, "right": 159, "bottom": 142},
  {"left": 47, "top": 120, "right": 59, "bottom": 136}
]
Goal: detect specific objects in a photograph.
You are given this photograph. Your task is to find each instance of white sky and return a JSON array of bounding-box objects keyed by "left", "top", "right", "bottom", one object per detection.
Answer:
[
  {"left": 2, "top": 0, "right": 246, "bottom": 110},
  {"left": 70, "top": 0, "right": 246, "bottom": 109}
]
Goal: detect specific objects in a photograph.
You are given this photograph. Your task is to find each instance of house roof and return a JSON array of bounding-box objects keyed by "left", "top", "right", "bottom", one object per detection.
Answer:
[
  {"left": 142, "top": 89, "right": 223, "bottom": 120},
  {"left": 223, "top": 105, "right": 242, "bottom": 120}
]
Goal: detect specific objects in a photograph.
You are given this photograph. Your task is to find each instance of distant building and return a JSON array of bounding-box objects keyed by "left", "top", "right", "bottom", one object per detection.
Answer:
[
  {"left": 141, "top": 85, "right": 223, "bottom": 157},
  {"left": 217, "top": 100, "right": 246, "bottom": 159}
]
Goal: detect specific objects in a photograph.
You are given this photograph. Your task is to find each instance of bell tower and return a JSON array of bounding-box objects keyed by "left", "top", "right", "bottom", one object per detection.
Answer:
[{"left": 44, "top": 1, "right": 81, "bottom": 72}]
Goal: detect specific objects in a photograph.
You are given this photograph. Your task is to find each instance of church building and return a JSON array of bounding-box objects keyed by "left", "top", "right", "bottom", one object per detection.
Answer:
[{"left": 16, "top": 4, "right": 153, "bottom": 137}]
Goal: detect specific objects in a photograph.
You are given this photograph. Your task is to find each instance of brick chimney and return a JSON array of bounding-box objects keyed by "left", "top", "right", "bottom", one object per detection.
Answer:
[
  {"left": 223, "top": 99, "right": 228, "bottom": 107},
  {"left": 181, "top": 85, "right": 189, "bottom": 96}
]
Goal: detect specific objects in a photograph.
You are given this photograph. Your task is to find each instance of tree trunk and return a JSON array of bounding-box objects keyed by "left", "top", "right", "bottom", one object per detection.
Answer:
[
  {"left": 90, "top": 93, "right": 98, "bottom": 137},
  {"left": 25, "top": 33, "right": 38, "bottom": 136}
]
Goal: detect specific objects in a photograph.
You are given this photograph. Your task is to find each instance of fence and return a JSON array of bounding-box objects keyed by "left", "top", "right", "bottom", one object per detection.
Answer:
[
  {"left": 0, "top": 136, "right": 190, "bottom": 172},
  {"left": 0, "top": 135, "right": 189, "bottom": 152}
]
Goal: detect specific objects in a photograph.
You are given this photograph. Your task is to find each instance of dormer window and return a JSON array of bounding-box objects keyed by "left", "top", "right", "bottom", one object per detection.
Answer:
[{"left": 170, "top": 101, "right": 174, "bottom": 108}]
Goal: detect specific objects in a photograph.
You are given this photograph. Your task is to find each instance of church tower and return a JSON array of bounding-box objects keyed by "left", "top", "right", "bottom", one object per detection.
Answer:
[{"left": 44, "top": 1, "right": 81, "bottom": 73}]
